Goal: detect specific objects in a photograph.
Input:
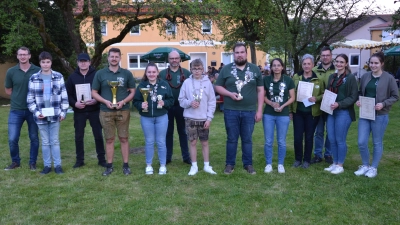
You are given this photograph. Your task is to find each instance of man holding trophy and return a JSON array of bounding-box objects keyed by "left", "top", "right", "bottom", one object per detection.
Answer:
[
  {"left": 215, "top": 43, "right": 264, "bottom": 175},
  {"left": 91, "top": 48, "right": 136, "bottom": 176}
]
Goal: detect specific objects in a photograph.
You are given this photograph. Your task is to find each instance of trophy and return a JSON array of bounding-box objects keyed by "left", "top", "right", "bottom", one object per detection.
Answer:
[
  {"left": 140, "top": 88, "right": 151, "bottom": 112},
  {"left": 157, "top": 95, "right": 163, "bottom": 109},
  {"left": 108, "top": 80, "right": 121, "bottom": 108},
  {"left": 235, "top": 80, "right": 244, "bottom": 100}
]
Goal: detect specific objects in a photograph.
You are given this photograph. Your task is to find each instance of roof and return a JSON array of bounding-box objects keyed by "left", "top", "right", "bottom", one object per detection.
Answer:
[{"left": 339, "top": 15, "right": 392, "bottom": 38}]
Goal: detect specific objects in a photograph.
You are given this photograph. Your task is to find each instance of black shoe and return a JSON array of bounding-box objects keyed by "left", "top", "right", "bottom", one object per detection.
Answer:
[
  {"left": 244, "top": 165, "right": 256, "bottom": 175},
  {"left": 292, "top": 161, "right": 302, "bottom": 168},
  {"left": 29, "top": 163, "right": 37, "bottom": 171},
  {"left": 183, "top": 159, "right": 192, "bottom": 165},
  {"left": 40, "top": 166, "right": 52, "bottom": 175},
  {"left": 302, "top": 161, "right": 310, "bottom": 169},
  {"left": 166, "top": 159, "right": 171, "bottom": 164},
  {"left": 73, "top": 161, "right": 85, "bottom": 168},
  {"left": 224, "top": 165, "right": 234, "bottom": 174},
  {"left": 310, "top": 156, "right": 323, "bottom": 164},
  {"left": 102, "top": 167, "right": 113, "bottom": 176},
  {"left": 98, "top": 161, "right": 107, "bottom": 168},
  {"left": 123, "top": 167, "right": 131, "bottom": 175},
  {"left": 325, "top": 156, "right": 333, "bottom": 164},
  {"left": 55, "top": 165, "right": 64, "bottom": 174},
  {"left": 4, "top": 162, "right": 20, "bottom": 170}
]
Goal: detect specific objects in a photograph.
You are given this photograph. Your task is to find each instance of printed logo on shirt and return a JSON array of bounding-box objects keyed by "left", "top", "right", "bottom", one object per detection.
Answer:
[{"left": 117, "top": 77, "right": 124, "bottom": 86}]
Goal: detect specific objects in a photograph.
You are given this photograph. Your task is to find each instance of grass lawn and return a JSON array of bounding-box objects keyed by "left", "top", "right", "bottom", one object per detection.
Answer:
[{"left": 0, "top": 98, "right": 399, "bottom": 224}]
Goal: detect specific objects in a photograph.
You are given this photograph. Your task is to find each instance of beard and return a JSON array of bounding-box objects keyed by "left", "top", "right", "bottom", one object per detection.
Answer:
[{"left": 234, "top": 58, "right": 247, "bottom": 66}]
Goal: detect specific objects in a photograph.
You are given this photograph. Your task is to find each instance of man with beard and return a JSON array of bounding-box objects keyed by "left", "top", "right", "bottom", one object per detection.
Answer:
[
  {"left": 159, "top": 50, "right": 191, "bottom": 165},
  {"left": 92, "top": 48, "right": 136, "bottom": 176},
  {"left": 311, "top": 46, "right": 335, "bottom": 164},
  {"left": 66, "top": 53, "right": 106, "bottom": 169},
  {"left": 215, "top": 43, "right": 264, "bottom": 174}
]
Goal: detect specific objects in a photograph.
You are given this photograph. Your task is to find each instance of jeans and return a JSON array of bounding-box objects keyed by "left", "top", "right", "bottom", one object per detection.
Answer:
[
  {"left": 314, "top": 112, "right": 331, "bottom": 158},
  {"left": 74, "top": 111, "right": 105, "bottom": 163},
  {"left": 293, "top": 111, "right": 319, "bottom": 163},
  {"left": 327, "top": 110, "right": 352, "bottom": 165},
  {"left": 38, "top": 121, "right": 61, "bottom": 167},
  {"left": 141, "top": 114, "right": 168, "bottom": 165},
  {"left": 8, "top": 109, "right": 39, "bottom": 165},
  {"left": 263, "top": 114, "right": 290, "bottom": 165},
  {"left": 358, "top": 115, "right": 389, "bottom": 168},
  {"left": 224, "top": 109, "right": 256, "bottom": 167},
  {"left": 166, "top": 105, "right": 190, "bottom": 162}
]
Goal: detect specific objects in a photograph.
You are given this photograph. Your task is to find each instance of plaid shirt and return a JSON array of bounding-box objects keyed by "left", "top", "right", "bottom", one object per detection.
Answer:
[{"left": 27, "top": 70, "right": 69, "bottom": 124}]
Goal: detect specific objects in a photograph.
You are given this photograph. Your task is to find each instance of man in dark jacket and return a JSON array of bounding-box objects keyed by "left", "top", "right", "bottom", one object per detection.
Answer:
[{"left": 66, "top": 53, "right": 106, "bottom": 168}]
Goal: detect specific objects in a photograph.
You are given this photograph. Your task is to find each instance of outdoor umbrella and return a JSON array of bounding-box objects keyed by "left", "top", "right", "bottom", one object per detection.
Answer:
[
  {"left": 383, "top": 45, "right": 400, "bottom": 56},
  {"left": 141, "top": 47, "right": 191, "bottom": 63}
]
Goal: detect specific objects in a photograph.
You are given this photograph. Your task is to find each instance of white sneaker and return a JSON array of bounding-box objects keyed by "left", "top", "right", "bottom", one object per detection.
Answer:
[
  {"left": 331, "top": 166, "right": 344, "bottom": 174},
  {"left": 203, "top": 166, "right": 217, "bottom": 174},
  {"left": 365, "top": 167, "right": 377, "bottom": 178},
  {"left": 277, "top": 164, "right": 285, "bottom": 174},
  {"left": 354, "top": 165, "right": 369, "bottom": 176},
  {"left": 264, "top": 164, "right": 273, "bottom": 173},
  {"left": 159, "top": 166, "right": 167, "bottom": 175},
  {"left": 324, "top": 164, "right": 336, "bottom": 172},
  {"left": 145, "top": 166, "right": 153, "bottom": 175},
  {"left": 188, "top": 166, "right": 198, "bottom": 176}
]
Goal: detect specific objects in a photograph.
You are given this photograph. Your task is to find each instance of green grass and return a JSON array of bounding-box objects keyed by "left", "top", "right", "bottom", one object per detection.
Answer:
[{"left": 0, "top": 98, "right": 399, "bottom": 224}]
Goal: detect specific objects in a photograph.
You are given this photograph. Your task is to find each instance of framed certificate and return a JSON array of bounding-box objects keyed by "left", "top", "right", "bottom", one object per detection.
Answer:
[{"left": 75, "top": 84, "right": 92, "bottom": 102}]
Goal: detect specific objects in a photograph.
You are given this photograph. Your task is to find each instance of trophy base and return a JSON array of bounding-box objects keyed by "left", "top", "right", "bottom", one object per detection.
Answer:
[
  {"left": 111, "top": 103, "right": 118, "bottom": 108},
  {"left": 142, "top": 109, "right": 149, "bottom": 112},
  {"left": 237, "top": 95, "right": 243, "bottom": 100},
  {"left": 157, "top": 105, "right": 162, "bottom": 109}
]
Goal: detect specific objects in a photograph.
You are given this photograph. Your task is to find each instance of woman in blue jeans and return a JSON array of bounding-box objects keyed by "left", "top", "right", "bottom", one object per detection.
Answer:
[
  {"left": 323, "top": 54, "right": 358, "bottom": 174},
  {"left": 262, "top": 58, "right": 295, "bottom": 174},
  {"left": 354, "top": 52, "right": 399, "bottom": 178},
  {"left": 133, "top": 63, "right": 174, "bottom": 175}
]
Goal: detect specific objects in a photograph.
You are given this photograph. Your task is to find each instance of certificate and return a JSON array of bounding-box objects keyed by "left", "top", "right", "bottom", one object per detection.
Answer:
[
  {"left": 359, "top": 96, "right": 375, "bottom": 120},
  {"left": 41, "top": 107, "right": 55, "bottom": 117},
  {"left": 75, "top": 84, "right": 92, "bottom": 102},
  {"left": 320, "top": 90, "right": 337, "bottom": 115},
  {"left": 296, "top": 81, "right": 314, "bottom": 102},
  {"left": 302, "top": 98, "right": 315, "bottom": 107}
]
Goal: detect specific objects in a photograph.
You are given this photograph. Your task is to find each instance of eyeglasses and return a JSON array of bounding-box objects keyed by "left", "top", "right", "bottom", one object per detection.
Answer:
[
  {"left": 321, "top": 55, "right": 331, "bottom": 58},
  {"left": 191, "top": 68, "right": 203, "bottom": 71},
  {"left": 168, "top": 57, "right": 180, "bottom": 61}
]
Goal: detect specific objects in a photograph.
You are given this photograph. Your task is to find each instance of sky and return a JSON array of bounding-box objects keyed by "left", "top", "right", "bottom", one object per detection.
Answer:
[{"left": 363, "top": 0, "right": 400, "bottom": 14}]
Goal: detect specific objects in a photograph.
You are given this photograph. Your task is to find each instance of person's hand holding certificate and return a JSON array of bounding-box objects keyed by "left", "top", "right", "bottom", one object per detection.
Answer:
[
  {"left": 41, "top": 107, "right": 55, "bottom": 117},
  {"left": 297, "top": 81, "right": 314, "bottom": 102},
  {"left": 359, "top": 96, "right": 375, "bottom": 120},
  {"left": 320, "top": 90, "right": 337, "bottom": 115}
]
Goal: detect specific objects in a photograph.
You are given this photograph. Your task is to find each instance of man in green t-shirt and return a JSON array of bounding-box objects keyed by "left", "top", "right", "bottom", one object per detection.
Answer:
[
  {"left": 215, "top": 43, "right": 264, "bottom": 175},
  {"left": 159, "top": 50, "right": 191, "bottom": 165},
  {"left": 4, "top": 46, "right": 40, "bottom": 171},
  {"left": 92, "top": 48, "right": 136, "bottom": 176}
]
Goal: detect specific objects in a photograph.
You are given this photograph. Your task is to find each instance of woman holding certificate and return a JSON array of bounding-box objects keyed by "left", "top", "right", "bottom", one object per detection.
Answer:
[
  {"left": 290, "top": 54, "right": 324, "bottom": 169},
  {"left": 354, "top": 52, "right": 399, "bottom": 178},
  {"left": 323, "top": 54, "right": 358, "bottom": 175},
  {"left": 263, "top": 58, "right": 295, "bottom": 174}
]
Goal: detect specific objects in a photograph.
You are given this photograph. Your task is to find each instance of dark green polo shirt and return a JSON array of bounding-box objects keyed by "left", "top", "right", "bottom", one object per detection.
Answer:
[{"left": 159, "top": 67, "right": 191, "bottom": 105}]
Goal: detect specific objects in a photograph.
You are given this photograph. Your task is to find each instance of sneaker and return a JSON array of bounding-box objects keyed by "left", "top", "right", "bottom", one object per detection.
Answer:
[
  {"left": 292, "top": 161, "right": 302, "bottom": 168},
  {"left": 73, "top": 161, "right": 85, "bottom": 168},
  {"left": 145, "top": 166, "right": 154, "bottom": 175},
  {"left": 278, "top": 164, "right": 285, "bottom": 174},
  {"left": 324, "top": 164, "right": 337, "bottom": 172},
  {"left": 159, "top": 166, "right": 167, "bottom": 175},
  {"left": 40, "top": 166, "right": 52, "bottom": 175},
  {"left": 55, "top": 165, "right": 64, "bottom": 174},
  {"left": 264, "top": 164, "right": 273, "bottom": 173},
  {"left": 98, "top": 161, "right": 107, "bottom": 168},
  {"left": 365, "top": 167, "right": 378, "bottom": 178},
  {"left": 102, "top": 167, "right": 113, "bottom": 176},
  {"left": 123, "top": 167, "right": 132, "bottom": 175},
  {"left": 224, "top": 165, "right": 234, "bottom": 174},
  {"left": 188, "top": 166, "right": 198, "bottom": 176},
  {"left": 29, "top": 163, "right": 37, "bottom": 171},
  {"left": 203, "top": 166, "right": 217, "bottom": 175},
  {"left": 354, "top": 165, "right": 370, "bottom": 176},
  {"left": 302, "top": 161, "right": 310, "bottom": 169},
  {"left": 244, "top": 165, "right": 256, "bottom": 175},
  {"left": 310, "top": 156, "right": 323, "bottom": 164},
  {"left": 325, "top": 156, "right": 333, "bottom": 164},
  {"left": 331, "top": 166, "right": 344, "bottom": 174},
  {"left": 4, "top": 162, "right": 20, "bottom": 170}
]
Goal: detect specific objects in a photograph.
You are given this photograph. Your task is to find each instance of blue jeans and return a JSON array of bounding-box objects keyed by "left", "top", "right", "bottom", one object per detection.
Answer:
[
  {"left": 141, "top": 114, "right": 168, "bottom": 165},
  {"left": 224, "top": 109, "right": 256, "bottom": 167},
  {"left": 327, "top": 109, "right": 352, "bottom": 165},
  {"left": 263, "top": 114, "right": 290, "bottom": 165},
  {"left": 358, "top": 115, "right": 389, "bottom": 168},
  {"left": 166, "top": 105, "right": 190, "bottom": 162},
  {"left": 293, "top": 111, "right": 319, "bottom": 163},
  {"left": 314, "top": 112, "right": 331, "bottom": 158},
  {"left": 8, "top": 109, "right": 39, "bottom": 165},
  {"left": 38, "top": 121, "right": 61, "bottom": 167}
]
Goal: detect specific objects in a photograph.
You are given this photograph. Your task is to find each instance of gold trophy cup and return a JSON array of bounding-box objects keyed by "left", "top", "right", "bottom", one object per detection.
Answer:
[
  {"left": 108, "top": 81, "right": 121, "bottom": 108},
  {"left": 140, "top": 88, "right": 151, "bottom": 112}
]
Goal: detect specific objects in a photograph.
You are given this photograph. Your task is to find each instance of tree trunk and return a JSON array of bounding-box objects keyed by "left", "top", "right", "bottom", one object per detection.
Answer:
[
  {"left": 293, "top": 53, "right": 300, "bottom": 74},
  {"left": 249, "top": 42, "right": 257, "bottom": 64}
]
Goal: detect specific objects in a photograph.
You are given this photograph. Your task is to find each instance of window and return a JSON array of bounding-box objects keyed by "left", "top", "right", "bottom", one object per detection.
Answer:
[
  {"left": 202, "top": 20, "right": 212, "bottom": 34},
  {"left": 349, "top": 54, "right": 359, "bottom": 66},
  {"left": 130, "top": 25, "right": 140, "bottom": 35},
  {"left": 166, "top": 20, "right": 176, "bottom": 35},
  {"left": 129, "top": 54, "right": 148, "bottom": 69},
  {"left": 101, "top": 21, "right": 107, "bottom": 36}
]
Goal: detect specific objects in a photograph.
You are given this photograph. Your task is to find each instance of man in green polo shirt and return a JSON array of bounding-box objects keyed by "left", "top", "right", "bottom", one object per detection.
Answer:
[
  {"left": 4, "top": 46, "right": 40, "bottom": 171},
  {"left": 215, "top": 43, "right": 264, "bottom": 175},
  {"left": 92, "top": 48, "right": 136, "bottom": 176}
]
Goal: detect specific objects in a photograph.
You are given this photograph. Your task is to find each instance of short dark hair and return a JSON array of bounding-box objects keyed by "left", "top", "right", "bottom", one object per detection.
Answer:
[
  {"left": 39, "top": 51, "right": 52, "bottom": 61},
  {"left": 191, "top": 59, "right": 204, "bottom": 68},
  {"left": 16, "top": 46, "right": 30, "bottom": 55},
  {"left": 233, "top": 43, "right": 247, "bottom": 53},
  {"left": 108, "top": 48, "right": 121, "bottom": 56},
  {"left": 320, "top": 46, "right": 332, "bottom": 54}
]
